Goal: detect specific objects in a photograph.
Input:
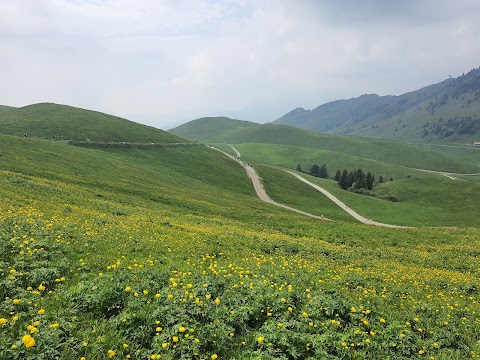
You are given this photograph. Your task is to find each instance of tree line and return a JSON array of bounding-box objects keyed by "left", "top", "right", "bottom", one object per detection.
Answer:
[{"left": 296, "top": 164, "right": 391, "bottom": 191}]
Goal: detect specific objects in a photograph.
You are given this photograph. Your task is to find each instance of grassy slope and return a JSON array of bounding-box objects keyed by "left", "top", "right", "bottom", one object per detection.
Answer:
[
  {"left": 169, "top": 116, "right": 258, "bottom": 141},
  {"left": 255, "top": 165, "right": 354, "bottom": 223},
  {"left": 2, "top": 134, "right": 480, "bottom": 359},
  {"left": 418, "top": 143, "right": 480, "bottom": 169},
  {"left": 230, "top": 143, "right": 480, "bottom": 227},
  {"left": 166, "top": 117, "right": 480, "bottom": 228},
  {"left": 234, "top": 143, "right": 414, "bottom": 180},
  {"left": 275, "top": 171, "right": 480, "bottom": 228},
  {"left": 0, "top": 105, "right": 15, "bottom": 113},
  {"left": 191, "top": 121, "right": 476, "bottom": 172},
  {"left": 221, "top": 126, "right": 474, "bottom": 172},
  {"left": 0, "top": 135, "right": 264, "bottom": 220},
  {"left": 0, "top": 103, "right": 185, "bottom": 143}
]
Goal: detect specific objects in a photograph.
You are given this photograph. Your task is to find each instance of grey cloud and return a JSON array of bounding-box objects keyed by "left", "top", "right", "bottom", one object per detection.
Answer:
[
  {"left": 305, "top": 0, "right": 479, "bottom": 27},
  {"left": 1, "top": 0, "right": 479, "bottom": 127}
]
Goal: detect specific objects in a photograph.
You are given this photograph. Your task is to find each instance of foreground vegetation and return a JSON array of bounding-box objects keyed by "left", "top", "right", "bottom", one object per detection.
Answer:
[{"left": 1, "top": 135, "right": 480, "bottom": 359}]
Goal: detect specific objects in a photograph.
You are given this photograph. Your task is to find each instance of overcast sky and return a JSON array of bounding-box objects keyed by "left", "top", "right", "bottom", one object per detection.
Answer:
[{"left": 1, "top": 0, "right": 480, "bottom": 129}]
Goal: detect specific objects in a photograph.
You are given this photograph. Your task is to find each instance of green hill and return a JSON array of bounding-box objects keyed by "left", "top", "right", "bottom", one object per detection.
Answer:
[
  {"left": 170, "top": 118, "right": 477, "bottom": 173},
  {"left": 274, "top": 67, "right": 480, "bottom": 143},
  {"left": 0, "top": 102, "right": 184, "bottom": 143},
  {"left": 2, "top": 127, "right": 480, "bottom": 359},
  {"left": 256, "top": 165, "right": 480, "bottom": 228},
  {"left": 169, "top": 116, "right": 258, "bottom": 141},
  {"left": 0, "top": 105, "right": 16, "bottom": 113}
]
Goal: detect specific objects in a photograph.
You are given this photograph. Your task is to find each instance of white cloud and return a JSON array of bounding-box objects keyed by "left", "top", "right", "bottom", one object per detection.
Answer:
[{"left": 1, "top": 0, "right": 480, "bottom": 128}]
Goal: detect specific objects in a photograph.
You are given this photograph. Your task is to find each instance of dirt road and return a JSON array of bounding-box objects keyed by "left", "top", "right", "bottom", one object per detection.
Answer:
[
  {"left": 211, "top": 144, "right": 407, "bottom": 227},
  {"left": 285, "top": 171, "right": 407, "bottom": 228},
  {"left": 208, "top": 145, "right": 330, "bottom": 221}
]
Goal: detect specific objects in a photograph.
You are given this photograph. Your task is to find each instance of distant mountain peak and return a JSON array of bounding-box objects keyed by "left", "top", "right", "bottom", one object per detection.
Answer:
[{"left": 273, "top": 66, "right": 480, "bottom": 142}]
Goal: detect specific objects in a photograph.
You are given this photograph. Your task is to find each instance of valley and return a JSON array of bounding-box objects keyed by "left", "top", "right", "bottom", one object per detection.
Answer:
[{"left": 0, "top": 103, "right": 479, "bottom": 359}]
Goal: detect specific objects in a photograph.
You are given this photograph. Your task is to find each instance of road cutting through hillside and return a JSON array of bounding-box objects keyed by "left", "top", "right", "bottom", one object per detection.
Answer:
[
  {"left": 284, "top": 170, "right": 407, "bottom": 228},
  {"left": 208, "top": 145, "right": 330, "bottom": 221},
  {"left": 210, "top": 145, "right": 409, "bottom": 227}
]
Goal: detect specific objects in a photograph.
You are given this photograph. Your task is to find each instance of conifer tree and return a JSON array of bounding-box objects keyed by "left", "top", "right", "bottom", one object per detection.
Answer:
[
  {"left": 366, "top": 172, "right": 374, "bottom": 190},
  {"left": 319, "top": 164, "right": 328, "bottom": 178},
  {"left": 339, "top": 169, "right": 350, "bottom": 189},
  {"left": 310, "top": 164, "right": 320, "bottom": 176},
  {"left": 334, "top": 169, "right": 341, "bottom": 182}
]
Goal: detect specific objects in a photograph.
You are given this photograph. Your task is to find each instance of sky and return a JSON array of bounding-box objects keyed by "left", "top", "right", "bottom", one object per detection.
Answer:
[{"left": 1, "top": 0, "right": 480, "bottom": 129}]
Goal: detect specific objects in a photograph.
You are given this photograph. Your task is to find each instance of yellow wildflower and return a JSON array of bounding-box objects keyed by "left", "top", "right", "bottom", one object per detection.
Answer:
[{"left": 22, "top": 334, "right": 35, "bottom": 348}]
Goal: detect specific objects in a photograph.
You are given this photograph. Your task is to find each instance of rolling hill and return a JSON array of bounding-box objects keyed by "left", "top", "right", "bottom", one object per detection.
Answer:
[
  {"left": 274, "top": 67, "right": 480, "bottom": 143},
  {"left": 169, "top": 116, "right": 258, "bottom": 141},
  {"left": 2, "top": 103, "right": 480, "bottom": 359},
  {"left": 169, "top": 117, "right": 478, "bottom": 173},
  {"left": 0, "top": 104, "right": 16, "bottom": 113},
  {"left": 0, "top": 102, "right": 185, "bottom": 143}
]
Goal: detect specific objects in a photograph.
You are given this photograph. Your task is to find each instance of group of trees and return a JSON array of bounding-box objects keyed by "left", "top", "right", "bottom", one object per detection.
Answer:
[
  {"left": 422, "top": 115, "right": 480, "bottom": 138},
  {"left": 334, "top": 168, "right": 380, "bottom": 190},
  {"left": 296, "top": 164, "right": 328, "bottom": 178},
  {"left": 296, "top": 164, "right": 390, "bottom": 191}
]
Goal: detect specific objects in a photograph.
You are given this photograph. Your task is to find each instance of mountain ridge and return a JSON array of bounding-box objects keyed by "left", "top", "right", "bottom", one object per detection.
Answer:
[{"left": 274, "top": 67, "right": 480, "bottom": 142}]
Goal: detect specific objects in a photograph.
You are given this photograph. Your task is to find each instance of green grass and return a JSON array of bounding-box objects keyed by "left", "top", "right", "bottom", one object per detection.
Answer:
[
  {"left": 418, "top": 143, "right": 480, "bottom": 169},
  {"left": 277, "top": 170, "right": 480, "bottom": 228},
  {"left": 2, "top": 134, "right": 480, "bottom": 359},
  {"left": 206, "top": 140, "right": 480, "bottom": 228},
  {"left": 0, "top": 103, "right": 185, "bottom": 143},
  {"left": 0, "top": 135, "right": 264, "bottom": 220},
  {"left": 169, "top": 116, "right": 258, "bottom": 141},
  {"left": 234, "top": 143, "right": 413, "bottom": 180},
  {"left": 0, "top": 105, "right": 15, "bottom": 113},
  {"left": 170, "top": 118, "right": 477, "bottom": 172},
  {"left": 209, "top": 143, "right": 237, "bottom": 157},
  {"left": 255, "top": 165, "right": 355, "bottom": 223}
]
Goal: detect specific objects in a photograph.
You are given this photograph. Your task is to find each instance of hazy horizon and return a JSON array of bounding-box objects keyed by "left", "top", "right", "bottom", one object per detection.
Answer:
[{"left": 2, "top": 0, "right": 480, "bottom": 129}]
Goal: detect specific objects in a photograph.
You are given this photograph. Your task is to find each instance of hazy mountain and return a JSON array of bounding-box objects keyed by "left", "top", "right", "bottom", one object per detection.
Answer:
[{"left": 275, "top": 67, "right": 480, "bottom": 142}]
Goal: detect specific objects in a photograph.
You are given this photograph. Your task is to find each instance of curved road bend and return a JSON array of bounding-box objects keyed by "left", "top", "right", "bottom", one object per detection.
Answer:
[
  {"left": 284, "top": 170, "right": 408, "bottom": 229},
  {"left": 208, "top": 145, "right": 331, "bottom": 221}
]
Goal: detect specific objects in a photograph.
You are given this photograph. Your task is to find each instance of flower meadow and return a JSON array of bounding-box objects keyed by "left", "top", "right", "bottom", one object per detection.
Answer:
[{"left": 1, "top": 199, "right": 480, "bottom": 360}]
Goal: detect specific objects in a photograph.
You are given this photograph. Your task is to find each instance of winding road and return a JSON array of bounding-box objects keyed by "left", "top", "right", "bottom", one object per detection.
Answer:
[
  {"left": 210, "top": 144, "right": 479, "bottom": 228},
  {"left": 208, "top": 145, "right": 331, "bottom": 221},
  {"left": 210, "top": 145, "right": 411, "bottom": 227},
  {"left": 284, "top": 170, "right": 406, "bottom": 228}
]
